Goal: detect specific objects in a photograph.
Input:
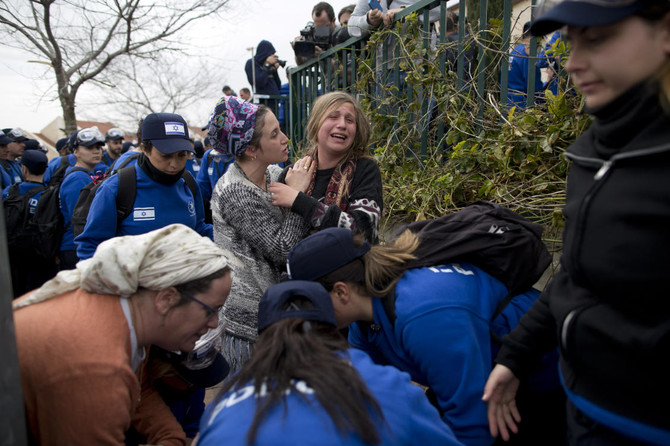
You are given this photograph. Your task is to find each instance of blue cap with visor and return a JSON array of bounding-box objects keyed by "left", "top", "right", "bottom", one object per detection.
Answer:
[{"left": 530, "top": 0, "right": 652, "bottom": 36}]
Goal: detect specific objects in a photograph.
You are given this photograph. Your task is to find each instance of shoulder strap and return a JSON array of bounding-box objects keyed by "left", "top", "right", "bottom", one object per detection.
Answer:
[
  {"left": 115, "top": 165, "right": 137, "bottom": 225},
  {"left": 181, "top": 170, "right": 198, "bottom": 198},
  {"left": 6, "top": 183, "right": 20, "bottom": 200},
  {"left": 119, "top": 152, "right": 141, "bottom": 170},
  {"left": 64, "top": 166, "right": 91, "bottom": 178}
]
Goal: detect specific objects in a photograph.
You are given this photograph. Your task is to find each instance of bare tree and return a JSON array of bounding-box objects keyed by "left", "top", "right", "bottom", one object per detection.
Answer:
[
  {"left": 83, "top": 53, "right": 223, "bottom": 131},
  {"left": 0, "top": 0, "right": 229, "bottom": 134}
]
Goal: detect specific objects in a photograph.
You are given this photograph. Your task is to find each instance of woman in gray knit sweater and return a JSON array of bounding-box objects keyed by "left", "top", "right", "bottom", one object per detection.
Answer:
[{"left": 207, "top": 96, "right": 314, "bottom": 371}]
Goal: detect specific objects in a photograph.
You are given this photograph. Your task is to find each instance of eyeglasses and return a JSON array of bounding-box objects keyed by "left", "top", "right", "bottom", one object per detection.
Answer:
[
  {"left": 77, "top": 127, "right": 105, "bottom": 145},
  {"left": 180, "top": 290, "right": 221, "bottom": 321}
]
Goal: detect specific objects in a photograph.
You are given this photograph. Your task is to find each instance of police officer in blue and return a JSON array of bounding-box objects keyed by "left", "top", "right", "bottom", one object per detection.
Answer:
[
  {"left": 2, "top": 127, "right": 28, "bottom": 185},
  {"left": 507, "top": 22, "right": 550, "bottom": 109},
  {"left": 75, "top": 112, "right": 212, "bottom": 260},
  {"left": 58, "top": 127, "right": 108, "bottom": 270},
  {"left": 102, "top": 127, "right": 125, "bottom": 167},
  {"left": 2, "top": 150, "right": 56, "bottom": 296},
  {"left": 43, "top": 131, "right": 107, "bottom": 184}
]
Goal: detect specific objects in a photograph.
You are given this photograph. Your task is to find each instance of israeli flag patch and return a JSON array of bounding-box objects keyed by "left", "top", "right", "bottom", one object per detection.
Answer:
[
  {"left": 165, "top": 122, "right": 185, "bottom": 136},
  {"left": 134, "top": 207, "right": 156, "bottom": 221}
]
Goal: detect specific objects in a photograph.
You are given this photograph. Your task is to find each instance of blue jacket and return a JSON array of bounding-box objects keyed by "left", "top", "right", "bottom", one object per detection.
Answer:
[
  {"left": 1, "top": 159, "right": 23, "bottom": 185},
  {"left": 195, "top": 149, "right": 235, "bottom": 201},
  {"left": 185, "top": 158, "right": 200, "bottom": 180},
  {"left": 59, "top": 167, "right": 95, "bottom": 251},
  {"left": 348, "top": 263, "right": 541, "bottom": 446},
  {"left": 245, "top": 40, "right": 281, "bottom": 96},
  {"left": 507, "top": 43, "right": 547, "bottom": 109},
  {"left": 198, "top": 348, "right": 463, "bottom": 446},
  {"left": 75, "top": 163, "right": 212, "bottom": 259},
  {"left": 0, "top": 166, "right": 15, "bottom": 190}
]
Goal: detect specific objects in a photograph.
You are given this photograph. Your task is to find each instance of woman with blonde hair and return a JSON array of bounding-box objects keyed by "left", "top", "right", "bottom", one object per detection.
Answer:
[
  {"left": 285, "top": 226, "right": 550, "bottom": 445},
  {"left": 269, "top": 91, "right": 383, "bottom": 243},
  {"left": 483, "top": 0, "right": 670, "bottom": 444}
]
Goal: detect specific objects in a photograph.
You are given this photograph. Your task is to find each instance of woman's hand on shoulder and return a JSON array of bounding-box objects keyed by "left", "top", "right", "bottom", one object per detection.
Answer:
[
  {"left": 269, "top": 182, "right": 299, "bottom": 208},
  {"left": 285, "top": 155, "right": 315, "bottom": 192}
]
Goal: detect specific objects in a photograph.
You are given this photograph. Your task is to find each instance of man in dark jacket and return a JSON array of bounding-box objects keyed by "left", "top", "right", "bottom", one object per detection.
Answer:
[{"left": 245, "top": 40, "right": 282, "bottom": 110}]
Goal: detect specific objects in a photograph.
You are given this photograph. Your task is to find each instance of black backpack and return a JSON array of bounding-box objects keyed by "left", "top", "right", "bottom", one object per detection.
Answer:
[
  {"left": 31, "top": 166, "right": 90, "bottom": 260},
  {"left": 384, "top": 200, "right": 552, "bottom": 327},
  {"left": 71, "top": 165, "right": 199, "bottom": 238},
  {"left": 3, "top": 183, "right": 45, "bottom": 252}
]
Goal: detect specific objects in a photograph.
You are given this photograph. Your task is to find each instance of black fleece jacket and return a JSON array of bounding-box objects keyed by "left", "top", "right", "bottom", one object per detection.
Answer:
[{"left": 496, "top": 80, "right": 670, "bottom": 431}]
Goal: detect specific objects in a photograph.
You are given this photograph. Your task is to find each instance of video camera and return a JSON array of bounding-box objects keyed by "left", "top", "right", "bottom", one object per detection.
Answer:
[
  {"left": 263, "top": 59, "right": 287, "bottom": 71},
  {"left": 294, "top": 22, "right": 333, "bottom": 61}
]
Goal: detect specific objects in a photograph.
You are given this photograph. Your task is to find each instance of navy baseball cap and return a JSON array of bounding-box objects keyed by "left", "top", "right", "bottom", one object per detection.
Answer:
[
  {"left": 258, "top": 281, "right": 337, "bottom": 333},
  {"left": 0, "top": 130, "right": 13, "bottom": 145},
  {"left": 530, "top": 0, "right": 650, "bottom": 36},
  {"left": 55, "top": 137, "right": 69, "bottom": 153},
  {"left": 141, "top": 113, "right": 194, "bottom": 154},
  {"left": 286, "top": 227, "right": 371, "bottom": 281},
  {"left": 105, "top": 128, "right": 125, "bottom": 142},
  {"left": 20, "top": 149, "right": 48, "bottom": 174},
  {"left": 122, "top": 141, "right": 135, "bottom": 153}
]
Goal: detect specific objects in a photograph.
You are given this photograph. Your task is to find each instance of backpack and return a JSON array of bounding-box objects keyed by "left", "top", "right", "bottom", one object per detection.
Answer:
[
  {"left": 385, "top": 200, "right": 552, "bottom": 329},
  {"left": 3, "top": 183, "right": 45, "bottom": 252},
  {"left": 71, "top": 165, "right": 199, "bottom": 238},
  {"left": 31, "top": 166, "right": 90, "bottom": 260}
]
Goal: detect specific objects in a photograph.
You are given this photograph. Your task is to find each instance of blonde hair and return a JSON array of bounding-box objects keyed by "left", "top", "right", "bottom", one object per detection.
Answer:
[
  {"left": 363, "top": 230, "right": 420, "bottom": 296},
  {"left": 305, "top": 91, "right": 371, "bottom": 163}
]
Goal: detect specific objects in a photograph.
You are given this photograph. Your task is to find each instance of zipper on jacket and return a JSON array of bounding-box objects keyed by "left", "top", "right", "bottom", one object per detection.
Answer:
[{"left": 561, "top": 309, "right": 577, "bottom": 355}]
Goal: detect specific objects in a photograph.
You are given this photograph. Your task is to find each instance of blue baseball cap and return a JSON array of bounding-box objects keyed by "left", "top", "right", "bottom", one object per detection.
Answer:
[
  {"left": 142, "top": 112, "right": 194, "bottom": 154},
  {"left": 286, "top": 227, "right": 371, "bottom": 281},
  {"left": 55, "top": 137, "right": 69, "bottom": 153},
  {"left": 257, "top": 281, "right": 337, "bottom": 333},
  {"left": 105, "top": 128, "right": 125, "bottom": 142},
  {"left": 530, "top": 0, "right": 650, "bottom": 36},
  {"left": 0, "top": 130, "right": 13, "bottom": 145},
  {"left": 20, "top": 149, "right": 48, "bottom": 174}
]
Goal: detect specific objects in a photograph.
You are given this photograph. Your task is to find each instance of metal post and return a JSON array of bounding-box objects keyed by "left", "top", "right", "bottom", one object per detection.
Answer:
[{"left": 247, "top": 46, "right": 257, "bottom": 95}]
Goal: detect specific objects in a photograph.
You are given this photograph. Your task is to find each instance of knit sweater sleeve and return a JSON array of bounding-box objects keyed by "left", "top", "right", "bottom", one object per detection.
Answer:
[
  {"left": 213, "top": 182, "right": 306, "bottom": 265},
  {"left": 291, "top": 157, "right": 383, "bottom": 242}
]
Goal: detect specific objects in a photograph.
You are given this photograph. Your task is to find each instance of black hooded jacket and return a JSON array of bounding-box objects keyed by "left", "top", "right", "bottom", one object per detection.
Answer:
[{"left": 496, "top": 80, "right": 670, "bottom": 432}]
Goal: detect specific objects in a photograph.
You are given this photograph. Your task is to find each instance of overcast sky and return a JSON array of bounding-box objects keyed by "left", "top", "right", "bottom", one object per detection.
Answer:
[{"left": 0, "top": 0, "right": 355, "bottom": 134}]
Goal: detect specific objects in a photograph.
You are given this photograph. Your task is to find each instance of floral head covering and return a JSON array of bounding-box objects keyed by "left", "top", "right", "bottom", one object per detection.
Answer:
[{"left": 207, "top": 95, "right": 259, "bottom": 157}]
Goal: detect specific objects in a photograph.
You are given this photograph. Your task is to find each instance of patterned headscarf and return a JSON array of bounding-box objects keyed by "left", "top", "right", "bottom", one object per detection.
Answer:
[
  {"left": 207, "top": 95, "right": 259, "bottom": 157},
  {"left": 13, "top": 224, "right": 239, "bottom": 309}
]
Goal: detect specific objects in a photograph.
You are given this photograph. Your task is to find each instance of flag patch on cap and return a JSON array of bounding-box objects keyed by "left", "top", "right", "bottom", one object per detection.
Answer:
[{"left": 165, "top": 122, "right": 186, "bottom": 136}]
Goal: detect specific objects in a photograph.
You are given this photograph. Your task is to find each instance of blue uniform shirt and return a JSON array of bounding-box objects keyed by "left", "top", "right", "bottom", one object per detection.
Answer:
[
  {"left": 348, "top": 263, "right": 541, "bottom": 446},
  {"left": 0, "top": 165, "right": 13, "bottom": 189},
  {"left": 110, "top": 150, "right": 141, "bottom": 172},
  {"left": 198, "top": 348, "right": 463, "bottom": 446},
  {"left": 44, "top": 154, "right": 107, "bottom": 184},
  {"left": 59, "top": 167, "right": 95, "bottom": 251},
  {"left": 195, "top": 149, "right": 235, "bottom": 201},
  {"left": 75, "top": 163, "right": 212, "bottom": 259},
  {"left": 507, "top": 43, "right": 547, "bottom": 109}
]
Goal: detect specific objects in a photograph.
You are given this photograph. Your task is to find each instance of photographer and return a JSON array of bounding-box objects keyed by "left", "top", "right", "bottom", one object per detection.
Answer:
[
  {"left": 292, "top": 2, "right": 337, "bottom": 65},
  {"left": 244, "top": 40, "right": 285, "bottom": 110}
]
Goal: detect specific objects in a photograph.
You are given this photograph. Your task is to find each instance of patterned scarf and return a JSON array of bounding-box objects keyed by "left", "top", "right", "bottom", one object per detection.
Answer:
[{"left": 306, "top": 156, "right": 357, "bottom": 211}]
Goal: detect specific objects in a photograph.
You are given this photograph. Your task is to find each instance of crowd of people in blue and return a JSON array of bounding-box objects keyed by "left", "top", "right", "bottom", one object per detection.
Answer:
[{"left": 4, "top": 0, "right": 670, "bottom": 444}]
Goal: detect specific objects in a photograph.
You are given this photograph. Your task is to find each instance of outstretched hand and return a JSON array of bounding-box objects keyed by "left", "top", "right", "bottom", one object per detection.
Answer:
[{"left": 482, "top": 364, "right": 521, "bottom": 441}]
